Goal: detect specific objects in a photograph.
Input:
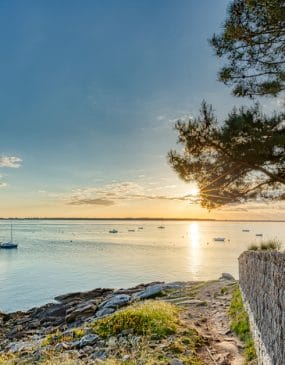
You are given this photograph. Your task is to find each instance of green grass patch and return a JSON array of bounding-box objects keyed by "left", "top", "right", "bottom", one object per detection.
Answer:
[
  {"left": 229, "top": 287, "right": 256, "bottom": 362},
  {"left": 92, "top": 300, "right": 179, "bottom": 338}
]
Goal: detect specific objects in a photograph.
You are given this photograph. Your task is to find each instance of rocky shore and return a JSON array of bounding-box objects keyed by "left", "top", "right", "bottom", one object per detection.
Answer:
[{"left": 0, "top": 275, "right": 249, "bottom": 365}]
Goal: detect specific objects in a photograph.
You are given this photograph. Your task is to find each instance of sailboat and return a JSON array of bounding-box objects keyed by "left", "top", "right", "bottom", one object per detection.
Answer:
[{"left": 0, "top": 225, "right": 18, "bottom": 249}]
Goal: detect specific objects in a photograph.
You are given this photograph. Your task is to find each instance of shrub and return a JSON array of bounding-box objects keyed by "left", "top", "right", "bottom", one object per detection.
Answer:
[
  {"left": 260, "top": 239, "right": 282, "bottom": 251},
  {"left": 248, "top": 244, "right": 259, "bottom": 251},
  {"left": 248, "top": 239, "right": 282, "bottom": 252}
]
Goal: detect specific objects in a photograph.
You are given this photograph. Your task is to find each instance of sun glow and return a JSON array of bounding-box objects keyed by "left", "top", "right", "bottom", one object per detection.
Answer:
[{"left": 188, "top": 186, "right": 200, "bottom": 197}]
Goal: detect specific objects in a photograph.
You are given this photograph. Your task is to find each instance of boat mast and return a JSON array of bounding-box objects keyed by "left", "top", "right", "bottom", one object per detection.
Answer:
[{"left": 11, "top": 224, "right": 13, "bottom": 242}]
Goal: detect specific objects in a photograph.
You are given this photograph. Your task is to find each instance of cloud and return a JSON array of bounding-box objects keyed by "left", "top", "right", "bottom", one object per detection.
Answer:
[
  {"left": 219, "top": 201, "right": 285, "bottom": 213},
  {"left": 70, "top": 198, "right": 115, "bottom": 206},
  {"left": 0, "top": 182, "right": 7, "bottom": 188},
  {"left": 0, "top": 156, "right": 22, "bottom": 168},
  {"left": 65, "top": 181, "right": 192, "bottom": 206}
]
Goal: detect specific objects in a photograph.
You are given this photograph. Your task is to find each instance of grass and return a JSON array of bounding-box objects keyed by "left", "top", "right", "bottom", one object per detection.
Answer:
[
  {"left": 248, "top": 238, "right": 282, "bottom": 251},
  {"left": 92, "top": 300, "right": 179, "bottom": 338},
  {"left": 229, "top": 287, "right": 256, "bottom": 363}
]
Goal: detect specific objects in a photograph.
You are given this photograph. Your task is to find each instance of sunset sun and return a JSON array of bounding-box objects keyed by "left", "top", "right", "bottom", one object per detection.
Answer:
[{"left": 188, "top": 186, "right": 200, "bottom": 197}]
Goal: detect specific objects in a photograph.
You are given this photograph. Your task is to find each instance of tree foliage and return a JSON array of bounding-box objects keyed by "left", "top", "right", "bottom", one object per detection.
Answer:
[
  {"left": 168, "top": 102, "right": 285, "bottom": 209},
  {"left": 210, "top": 0, "right": 285, "bottom": 97}
]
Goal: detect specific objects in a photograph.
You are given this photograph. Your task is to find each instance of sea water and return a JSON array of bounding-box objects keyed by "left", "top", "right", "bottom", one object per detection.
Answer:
[{"left": 0, "top": 220, "right": 284, "bottom": 312}]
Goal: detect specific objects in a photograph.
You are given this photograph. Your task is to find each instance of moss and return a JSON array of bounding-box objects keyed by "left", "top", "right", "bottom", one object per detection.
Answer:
[
  {"left": 229, "top": 287, "right": 257, "bottom": 362},
  {"left": 92, "top": 300, "right": 179, "bottom": 338}
]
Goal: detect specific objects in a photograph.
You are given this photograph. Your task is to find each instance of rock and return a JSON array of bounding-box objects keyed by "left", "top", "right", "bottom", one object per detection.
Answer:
[
  {"left": 28, "top": 303, "right": 66, "bottom": 322},
  {"left": 174, "top": 299, "right": 207, "bottom": 306},
  {"left": 79, "top": 334, "right": 99, "bottom": 347},
  {"left": 170, "top": 359, "right": 184, "bottom": 365},
  {"left": 98, "top": 294, "right": 130, "bottom": 309},
  {"left": 164, "top": 282, "right": 184, "bottom": 289},
  {"left": 91, "top": 350, "right": 107, "bottom": 361},
  {"left": 220, "top": 273, "right": 236, "bottom": 281},
  {"left": 55, "top": 288, "right": 113, "bottom": 304},
  {"left": 55, "top": 342, "right": 70, "bottom": 351},
  {"left": 132, "top": 284, "right": 164, "bottom": 300},
  {"left": 7, "top": 340, "right": 37, "bottom": 353},
  {"left": 65, "top": 302, "right": 97, "bottom": 323},
  {"left": 107, "top": 336, "right": 117, "bottom": 347},
  {"left": 96, "top": 307, "right": 115, "bottom": 318},
  {"left": 122, "top": 354, "right": 130, "bottom": 361}
]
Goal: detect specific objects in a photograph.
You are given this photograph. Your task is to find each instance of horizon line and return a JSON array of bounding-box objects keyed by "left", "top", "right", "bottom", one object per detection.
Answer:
[{"left": 0, "top": 217, "right": 284, "bottom": 222}]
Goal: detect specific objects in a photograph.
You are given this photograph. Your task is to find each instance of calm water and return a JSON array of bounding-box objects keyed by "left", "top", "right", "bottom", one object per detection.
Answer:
[{"left": 0, "top": 220, "right": 284, "bottom": 312}]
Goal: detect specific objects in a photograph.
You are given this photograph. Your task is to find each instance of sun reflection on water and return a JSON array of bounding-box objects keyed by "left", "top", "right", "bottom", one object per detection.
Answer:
[
  {"left": 188, "top": 222, "right": 200, "bottom": 247},
  {"left": 187, "top": 222, "right": 202, "bottom": 278}
]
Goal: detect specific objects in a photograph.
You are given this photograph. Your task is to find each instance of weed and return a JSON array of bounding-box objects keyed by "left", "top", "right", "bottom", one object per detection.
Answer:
[
  {"left": 221, "top": 287, "right": 229, "bottom": 295},
  {"left": 229, "top": 287, "right": 256, "bottom": 362}
]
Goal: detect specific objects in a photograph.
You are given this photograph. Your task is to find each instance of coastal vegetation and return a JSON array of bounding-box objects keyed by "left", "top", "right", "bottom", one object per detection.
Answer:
[
  {"left": 229, "top": 287, "right": 256, "bottom": 363},
  {"left": 91, "top": 301, "right": 179, "bottom": 338},
  {"left": 248, "top": 238, "right": 282, "bottom": 251}
]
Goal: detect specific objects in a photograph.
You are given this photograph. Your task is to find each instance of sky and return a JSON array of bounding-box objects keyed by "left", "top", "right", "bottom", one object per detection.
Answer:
[{"left": 0, "top": 0, "right": 284, "bottom": 219}]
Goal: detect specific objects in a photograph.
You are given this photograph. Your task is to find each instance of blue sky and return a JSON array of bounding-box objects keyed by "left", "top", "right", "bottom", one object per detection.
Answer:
[{"left": 0, "top": 0, "right": 283, "bottom": 218}]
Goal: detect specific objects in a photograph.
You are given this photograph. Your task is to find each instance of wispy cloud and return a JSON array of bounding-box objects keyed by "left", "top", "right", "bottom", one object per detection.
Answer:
[
  {"left": 64, "top": 181, "right": 191, "bottom": 206},
  {"left": 70, "top": 198, "right": 115, "bottom": 206},
  {"left": 0, "top": 156, "right": 22, "bottom": 168}
]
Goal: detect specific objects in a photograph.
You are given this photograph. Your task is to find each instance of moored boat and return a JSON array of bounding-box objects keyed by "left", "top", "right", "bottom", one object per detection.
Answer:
[
  {"left": 213, "top": 237, "right": 225, "bottom": 242},
  {"left": 0, "top": 242, "right": 18, "bottom": 249},
  {"left": 0, "top": 225, "right": 18, "bottom": 249}
]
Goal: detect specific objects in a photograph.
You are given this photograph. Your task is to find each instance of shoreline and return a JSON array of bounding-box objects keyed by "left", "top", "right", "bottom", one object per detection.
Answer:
[{"left": 0, "top": 275, "right": 249, "bottom": 364}]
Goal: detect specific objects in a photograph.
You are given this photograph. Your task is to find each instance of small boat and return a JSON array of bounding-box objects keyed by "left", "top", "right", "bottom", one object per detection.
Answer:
[
  {"left": 213, "top": 237, "right": 225, "bottom": 242},
  {"left": 0, "top": 225, "right": 18, "bottom": 249},
  {"left": 157, "top": 226, "right": 165, "bottom": 229},
  {"left": 109, "top": 229, "right": 118, "bottom": 234},
  {"left": 242, "top": 229, "right": 250, "bottom": 232},
  {"left": 138, "top": 227, "right": 143, "bottom": 230},
  {"left": 128, "top": 229, "right": 135, "bottom": 232},
  {"left": 0, "top": 242, "right": 18, "bottom": 249},
  {"left": 256, "top": 233, "right": 263, "bottom": 237}
]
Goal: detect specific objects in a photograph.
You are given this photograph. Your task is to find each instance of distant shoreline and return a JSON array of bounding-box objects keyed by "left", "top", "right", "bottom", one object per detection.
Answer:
[{"left": 0, "top": 217, "right": 284, "bottom": 222}]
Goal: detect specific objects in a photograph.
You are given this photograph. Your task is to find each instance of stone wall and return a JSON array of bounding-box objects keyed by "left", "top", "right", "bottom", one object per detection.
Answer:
[{"left": 239, "top": 251, "right": 285, "bottom": 365}]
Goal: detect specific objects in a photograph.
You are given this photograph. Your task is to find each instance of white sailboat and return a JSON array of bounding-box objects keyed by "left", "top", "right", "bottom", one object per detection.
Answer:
[{"left": 0, "top": 225, "right": 18, "bottom": 249}]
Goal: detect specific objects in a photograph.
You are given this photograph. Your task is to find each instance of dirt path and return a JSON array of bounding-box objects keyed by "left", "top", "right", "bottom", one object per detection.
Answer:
[{"left": 162, "top": 279, "right": 245, "bottom": 364}]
